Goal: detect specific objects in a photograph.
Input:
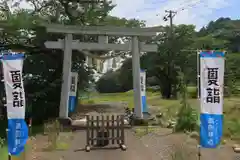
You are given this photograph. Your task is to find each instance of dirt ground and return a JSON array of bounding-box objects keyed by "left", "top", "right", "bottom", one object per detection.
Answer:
[
  {"left": 26, "top": 128, "right": 240, "bottom": 160},
  {"left": 25, "top": 103, "right": 240, "bottom": 160}
]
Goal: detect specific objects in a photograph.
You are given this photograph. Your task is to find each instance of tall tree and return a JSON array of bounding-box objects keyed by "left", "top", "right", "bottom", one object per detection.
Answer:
[
  {"left": 144, "top": 25, "right": 196, "bottom": 98},
  {"left": 0, "top": 0, "right": 146, "bottom": 123}
]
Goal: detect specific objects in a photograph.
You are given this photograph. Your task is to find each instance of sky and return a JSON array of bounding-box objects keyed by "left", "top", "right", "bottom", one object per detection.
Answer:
[
  {"left": 17, "top": 0, "right": 240, "bottom": 30},
  {"left": 110, "top": 0, "right": 240, "bottom": 30}
]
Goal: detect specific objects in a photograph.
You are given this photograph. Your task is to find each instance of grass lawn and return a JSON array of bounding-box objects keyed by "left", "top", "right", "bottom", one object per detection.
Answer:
[
  {"left": 0, "top": 143, "right": 32, "bottom": 160},
  {"left": 0, "top": 145, "right": 8, "bottom": 160},
  {"left": 79, "top": 90, "right": 240, "bottom": 142},
  {"left": 80, "top": 90, "right": 160, "bottom": 108}
]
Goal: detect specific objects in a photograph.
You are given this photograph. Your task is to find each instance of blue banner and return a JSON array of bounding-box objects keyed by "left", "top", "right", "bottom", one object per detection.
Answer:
[
  {"left": 140, "top": 70, "right": 147, "bottom": 113},
  {"left": 200, "top": 114, "right": 223, "bottom": 148},
  {"left": 68, "top": 72, "right": 78, "bottom": 114},
  {"left": 141, "top": 96, "right": 147, "bottom": 113},
  {"left": 1, "top": 53, "right": 25, "bottom": 60},
  {"left": 8, "top": 119, "right": 28, "bottom": 156},
  {"left": 68, "top": 96, "right": 76, "bottom": 113}
]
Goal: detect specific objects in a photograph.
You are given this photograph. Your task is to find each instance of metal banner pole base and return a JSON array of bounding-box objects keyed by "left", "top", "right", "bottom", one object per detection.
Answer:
[
  {"left": 6, "top": 129, "right": 11, "bottom": 160},
  {"left": 198, "top": 145, "right": 201, "bottom": 160}
]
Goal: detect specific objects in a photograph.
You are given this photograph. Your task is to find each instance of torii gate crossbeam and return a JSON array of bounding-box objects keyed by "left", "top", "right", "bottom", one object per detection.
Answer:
[{"left": 44, "top": 24, "right": 162, "bottom": 119}]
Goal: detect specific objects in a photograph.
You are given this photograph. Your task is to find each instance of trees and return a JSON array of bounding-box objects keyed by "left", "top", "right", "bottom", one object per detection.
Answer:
[
  {"left": 96, "top": 70, "right": 122, "bottom": 93},
  {"left": 142, "top": 25, "right": 196, "bottom": 98},
  {"left": 96, "top": 25, "right": 197, "bottom": 96},
  {"left": 1, "top": 0, "right": 240, "bottom": 125},
  {"left": 197, "top": 17, "right": 240, "bottom": 96},
  {"left": 0, "top": 0, "right": 146, "bottom": 124},
  {"left": 95, "top": 58, "right": 134, "bottom": 93},
  {"left": 110, "top": 17, "right": 240, "bottom": 98}
]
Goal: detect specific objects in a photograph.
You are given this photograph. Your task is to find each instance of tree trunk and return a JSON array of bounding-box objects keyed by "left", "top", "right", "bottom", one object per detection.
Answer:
[{"left": 160, "top": 79, "right": 172, "bottom": 99}]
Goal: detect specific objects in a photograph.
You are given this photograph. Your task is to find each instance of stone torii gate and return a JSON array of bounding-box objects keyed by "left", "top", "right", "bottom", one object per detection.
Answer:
[{"left": 44, "top": 24, "right": 162, "bottom": 119}]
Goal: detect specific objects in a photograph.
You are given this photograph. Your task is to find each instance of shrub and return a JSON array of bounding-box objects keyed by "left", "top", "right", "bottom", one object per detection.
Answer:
[
  {"left": 175, "top": 74, "right": 198, "bottom": 132},
  {"left": 0, "top": 137, "right": 5, "bottom": 148},
  {"left": 187, "top": 86, "right": 197, "bottom": 98},
  {"left": 96, "top": 70, "right": 126, "bottom": 93},
  {"left": 87, "top": 100, "right": 94, "bottom": 104},
  {"left": 175, "top": 103, "right": 198, "bottom": 132},
  {"left": 146, "top": 86, "right": 160, "bottom": 92}
]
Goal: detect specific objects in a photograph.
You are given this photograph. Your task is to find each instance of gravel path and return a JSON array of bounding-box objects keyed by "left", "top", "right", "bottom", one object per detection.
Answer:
[
  {"left": 137, "top": 127, "right": 238, "bottom": 160},
  {"left": 28, "top": 128, "right": 239, "bottom": 160},
  {"left": 27, "top": 103, "right": 240, "bottom": 160},
  {"left": 61, "top": 130, "right": 156, "bottom": 160}
]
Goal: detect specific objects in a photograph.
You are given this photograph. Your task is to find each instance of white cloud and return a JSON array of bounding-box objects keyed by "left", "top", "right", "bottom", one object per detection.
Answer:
[
  {"left": 110, "top": 0, "right": 234, "bottom": 29},
  {"left": 13, "top": 0, "right": 234, "bottom": 29}
]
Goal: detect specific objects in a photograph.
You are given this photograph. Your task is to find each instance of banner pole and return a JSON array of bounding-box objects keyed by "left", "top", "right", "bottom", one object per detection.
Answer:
[
  {"left": 28, "top": 118, "right": 32, "bottom": 137},
  {"left": 6, "top": 129, "right": 11, "bottom": 160},
  {"left": 197, "top": 50, "right": 200, "bottom": 99},
  {"left": 197, "top": 50, "right": 201, "bottom": 160}
]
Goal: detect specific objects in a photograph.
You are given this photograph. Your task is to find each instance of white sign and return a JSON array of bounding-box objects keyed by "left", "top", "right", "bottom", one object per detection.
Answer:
[
  {"left": 1, "top": 53, "right": 28, "bottom": 156},
  {"left": 140, "top": 70, "right": 146, "bottom": 97},
  {"left": 68, "top": 72, "right": 78, "bottom": 113},
  {"left": 2, "top": 54, "right": 26, "bottom": 119},
  {"left": 200, "top": 53, "right": 224, "bottom": 114},
  {"left": 69, "top": 72, "right": 78, "bottom": 97},
  {"left": 140, "top": 70, "right": 147, "bottom": 113},
  {"left": 199, "top": 51, "right": 225, "bottom": 148}
]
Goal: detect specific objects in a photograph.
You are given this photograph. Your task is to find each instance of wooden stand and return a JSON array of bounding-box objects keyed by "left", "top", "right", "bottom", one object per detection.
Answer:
[{"left": 85, "top": 115, "right": 127, "bottom": 152}]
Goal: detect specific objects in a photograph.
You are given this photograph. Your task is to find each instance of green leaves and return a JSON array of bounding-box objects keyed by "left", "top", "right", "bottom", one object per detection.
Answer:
[
  {"left": 145, "top": 25, "right": 196, "bottom": 98},
  {"left": 0, "top": 0, "right": 148, "bottom": 123}
]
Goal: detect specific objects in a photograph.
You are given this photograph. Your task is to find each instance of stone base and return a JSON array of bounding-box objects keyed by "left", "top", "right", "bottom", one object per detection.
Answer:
[
  {"left": 142, "top": 112, "right": 151, "bottom": 120},
  {"left": 132, "top": 118, "right": 148, "bottom": 126},
  {"left": 58, "top": 117, "right": 72, "bottom": 126}
]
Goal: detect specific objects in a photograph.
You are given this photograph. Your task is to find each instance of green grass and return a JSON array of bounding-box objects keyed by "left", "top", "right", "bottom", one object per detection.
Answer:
[
  {"left": 79, "top": 89, "right": 240, "bottom": 142},
  {"left": 80, "top": 90, "right": 160, "bottom": 108},
  {"left": 134, "top": 126, "right": 161, "bottom": 137},
  {"left": 0, "top": 145, "right": 8, "bottom": 160},
  {"left": 0, "top": 142, "right": 32, "bottom": 160},
  {"left": 56, "top": 142, "right": 70, "bottom": 150}
]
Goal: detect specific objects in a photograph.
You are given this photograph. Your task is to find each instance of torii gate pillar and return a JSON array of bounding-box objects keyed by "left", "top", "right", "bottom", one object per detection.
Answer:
[
  {"left": 132, "top": 36, "right": 142, "bottom": 118},
  {"left": 44, "top": 24, "right": 162, "bottom": 119},
  {"left": 59, "top": 34, "right": 72, "bottom": 118}
]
